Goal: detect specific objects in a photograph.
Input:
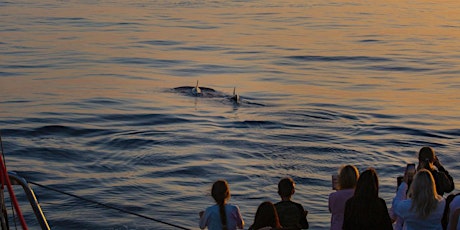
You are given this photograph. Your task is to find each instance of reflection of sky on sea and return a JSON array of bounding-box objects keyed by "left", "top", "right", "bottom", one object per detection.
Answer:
[
  {"left": 1, "top": 0, "right": 460, "bottom": 229},
  {"left": 3, "top": 1, "right": 460, "bottom": 119}
]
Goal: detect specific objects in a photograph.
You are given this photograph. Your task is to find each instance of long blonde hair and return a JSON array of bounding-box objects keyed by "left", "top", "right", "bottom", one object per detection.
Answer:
[{"left": 408, "top": 169, "right": 441, "bottom": 219}]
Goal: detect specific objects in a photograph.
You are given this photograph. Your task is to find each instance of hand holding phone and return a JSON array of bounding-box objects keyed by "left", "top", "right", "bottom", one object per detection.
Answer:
[
  {"left": 404, "top": 163, "right": 416, "bottom": 184},
  {"left": 332, "top": 174, "right": 339, "bottom": 190}
]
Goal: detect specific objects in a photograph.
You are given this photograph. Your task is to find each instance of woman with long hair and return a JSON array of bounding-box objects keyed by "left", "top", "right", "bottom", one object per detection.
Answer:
[
  {"left": 199, "top": 180, "right": 244, "bottom": 230},
  {"left": 342, "top": 168, "right": 393, "bottom": 230},
  {"left": 328, "top": 165, "right": 359, "bottom": 230},
  {"left": 248, "top": 201, "right": 282, "bottom": 230},
  {"left": 393, "top": 169, "right": 446, "bottom": 230}
]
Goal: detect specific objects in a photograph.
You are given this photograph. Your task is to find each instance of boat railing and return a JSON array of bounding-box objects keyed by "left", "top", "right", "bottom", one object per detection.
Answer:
[{"left": 6, "top": 171, "right": 50, "bottom": 230}]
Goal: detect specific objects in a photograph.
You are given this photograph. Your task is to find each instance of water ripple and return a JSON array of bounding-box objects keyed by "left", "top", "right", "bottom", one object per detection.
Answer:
[
  {"left": 286, "top": 55, "right": 391, "bottom": 62},
  {"left": 2, "top": 1, "right": 460, "bottom": 229},
  {"left": 138, "top": 40, "right": 183, "bottom": 46}
]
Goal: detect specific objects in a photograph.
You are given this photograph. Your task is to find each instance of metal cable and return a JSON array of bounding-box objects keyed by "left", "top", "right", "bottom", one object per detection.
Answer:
[{"left": 28, "top": 181, "right": 191, "bottom": 230}]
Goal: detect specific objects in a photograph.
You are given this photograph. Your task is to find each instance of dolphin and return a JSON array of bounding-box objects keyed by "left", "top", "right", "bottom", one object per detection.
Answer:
[
  {"left": 230, "top": 87, "right": 240, "bottom": 103},
  {"left": 191, "top": 80, "right": 202, "bottom": 96}
]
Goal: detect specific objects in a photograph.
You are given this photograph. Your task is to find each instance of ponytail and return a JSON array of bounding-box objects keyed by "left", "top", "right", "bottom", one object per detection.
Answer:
[
  {"left": 212, "top": 180, "right": 230, "bottom": 230},
  {"left": 424, "top": 158, "right": 431, "bottom": 170},
  {"left": 218, "top": 201, "right": 228, "bottom": 230}
]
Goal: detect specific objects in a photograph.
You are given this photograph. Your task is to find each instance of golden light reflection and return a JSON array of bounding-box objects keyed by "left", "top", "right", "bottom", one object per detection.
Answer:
[{"left": 1, "top": 0, "right": 460, "bottom": 121}]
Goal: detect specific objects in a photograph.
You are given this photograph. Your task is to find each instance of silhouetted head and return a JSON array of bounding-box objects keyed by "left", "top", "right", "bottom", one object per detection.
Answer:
[
  {"left": 250, "top": 201, "right": 281, "bottom": 230},
  {"left": 278, "top": 177, "right": 295, "bottom": 198},
  {"left": 354, "top": 168, "right": 379, "bottom": 199},
  {"left": 212, "top": 180, "right": 230, "bottom": 205},
  {"left": 419, "top": 146, "right": 435, "bottom": 162},
  {"left": 418, "top": 146, "right": 436, "bottom": 170},
  {"left": 338, "top": 165, "right": 359, "bottom": 190}
]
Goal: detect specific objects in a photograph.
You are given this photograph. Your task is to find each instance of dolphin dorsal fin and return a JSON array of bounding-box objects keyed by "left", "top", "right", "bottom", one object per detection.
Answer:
[
  {"left": 192, "top": 80, "right": 201, "bottom": 95},
  {"left": 233, "top": 87, "right": 236, "bottom": 96}
]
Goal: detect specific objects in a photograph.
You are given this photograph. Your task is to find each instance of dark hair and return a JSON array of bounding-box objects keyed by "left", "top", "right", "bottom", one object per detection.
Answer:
[
  {"left": 212, "top": 180, "right": 230, "bottom": 230},
  {"left": 278, "top": 177, "right": 295, "bottom": 198},
  {"left": 418, "top": 147, "right": 435, "bottom": 171},
  {"left": 338, "top": 165, "right": 359, "bottom": 190},
  {"left": 354, "top": 168, "right": 379, "bottom": 199},
  {"left": 418, "top": 146, "right": 435, "bottom": 163},
  {"left": 249, "top": 201, "right": 281, "bottom": 230}
]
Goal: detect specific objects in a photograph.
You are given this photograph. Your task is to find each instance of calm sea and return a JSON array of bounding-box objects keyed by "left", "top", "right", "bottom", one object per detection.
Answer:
[{"left": 1, "top": 0, "right": 459, "bottom": 229}]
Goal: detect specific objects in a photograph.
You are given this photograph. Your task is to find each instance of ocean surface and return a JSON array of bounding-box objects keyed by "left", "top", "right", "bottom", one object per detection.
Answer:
[{"left": 1, "top": 0, "right": 459, "bottom": 229}]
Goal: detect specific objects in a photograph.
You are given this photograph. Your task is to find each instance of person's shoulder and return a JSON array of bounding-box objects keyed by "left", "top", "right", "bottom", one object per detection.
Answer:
[
  {"left": 436, "top": 198, "right": 446, "bottom": 212},
  {"left": 329, "top": 190, "right": 338, "bottom": 199},
  {"left": 275, "top": 200, "right": 297, "bottom": 210},
  {"left": 293, "top": 201, "right": 305, "bottom": 208},
  {"left": 282, "top": 200, "right": 304, "bottom": 208},
  {"left": 431, "top": 169, "right": 449, "bottom": 178},
  {"left": 440, "top": 197, "right": 446, "bottom": 205},
  {"left": 205, "top": 204, "right": 219, "bottom": 211},
  {"left": 330, "top": 189, "right": 353, "bottom": 198},
  {"left": 226, "top": 203, "right": 241, "bottom": 211},
  {"left": 329, "top": 191, "right": 338, "bottom": 204},
  {"left": 451, "top": 194, "right": 460, "bottom": 208},
  {"left": 275, "top": 200, "right": 288, "bottom": 207},
  {"left": 285, "top": 200, "right": 305, "bottom": 211}
]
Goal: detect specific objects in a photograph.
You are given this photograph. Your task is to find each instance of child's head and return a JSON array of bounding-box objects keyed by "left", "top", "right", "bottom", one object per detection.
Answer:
[
  {"left": 212, "top": 180, "right": 230, "bottom": 205},
  {"left": 278, "top": 177, "right": 295, "bottom": 198}
]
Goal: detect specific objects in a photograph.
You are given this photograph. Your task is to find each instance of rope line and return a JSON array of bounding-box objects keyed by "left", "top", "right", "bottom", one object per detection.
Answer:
[{"left": 28, "top": 181, "right": 191, "bottom": 230}]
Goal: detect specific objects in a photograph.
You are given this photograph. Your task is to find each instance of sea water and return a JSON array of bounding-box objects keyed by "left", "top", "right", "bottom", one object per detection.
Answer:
[{"left": 1, "top": 0, "right": 459, "bottom": 229}]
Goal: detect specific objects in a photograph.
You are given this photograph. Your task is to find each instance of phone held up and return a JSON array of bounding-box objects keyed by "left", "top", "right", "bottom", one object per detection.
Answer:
[
  {"left": 332, "top": 174, "right": 339, "bottom": 190},
  {"left": 397, "top": 163, "right": 416, "bottom": 187}
]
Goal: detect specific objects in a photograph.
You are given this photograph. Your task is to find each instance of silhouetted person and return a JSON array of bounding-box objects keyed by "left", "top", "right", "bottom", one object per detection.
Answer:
[
  {"left": 275, "top": 177, "right": 309, "bottom": 229},
  {"left": 248, "top": 201, "right": 282, "bottom": 230},
  {"left": 343, "top": 168, "right": 392, "bottom": 230}
]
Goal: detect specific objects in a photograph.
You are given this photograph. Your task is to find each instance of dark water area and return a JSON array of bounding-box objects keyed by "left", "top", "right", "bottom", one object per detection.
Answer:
[{"left": 1, "top": 0, "right": 460, "bottom": 229}]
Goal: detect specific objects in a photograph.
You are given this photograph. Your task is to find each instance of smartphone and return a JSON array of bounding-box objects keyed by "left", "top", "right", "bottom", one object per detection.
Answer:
[
  {"left": 405, "top": 163, "right": 416, "bottom": 176},
  {"left": 396, "top": 164, "right": 416, "bottom": 187},
  {"left": 331, "top": 174, "right": 339, "bottom": 190}
]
